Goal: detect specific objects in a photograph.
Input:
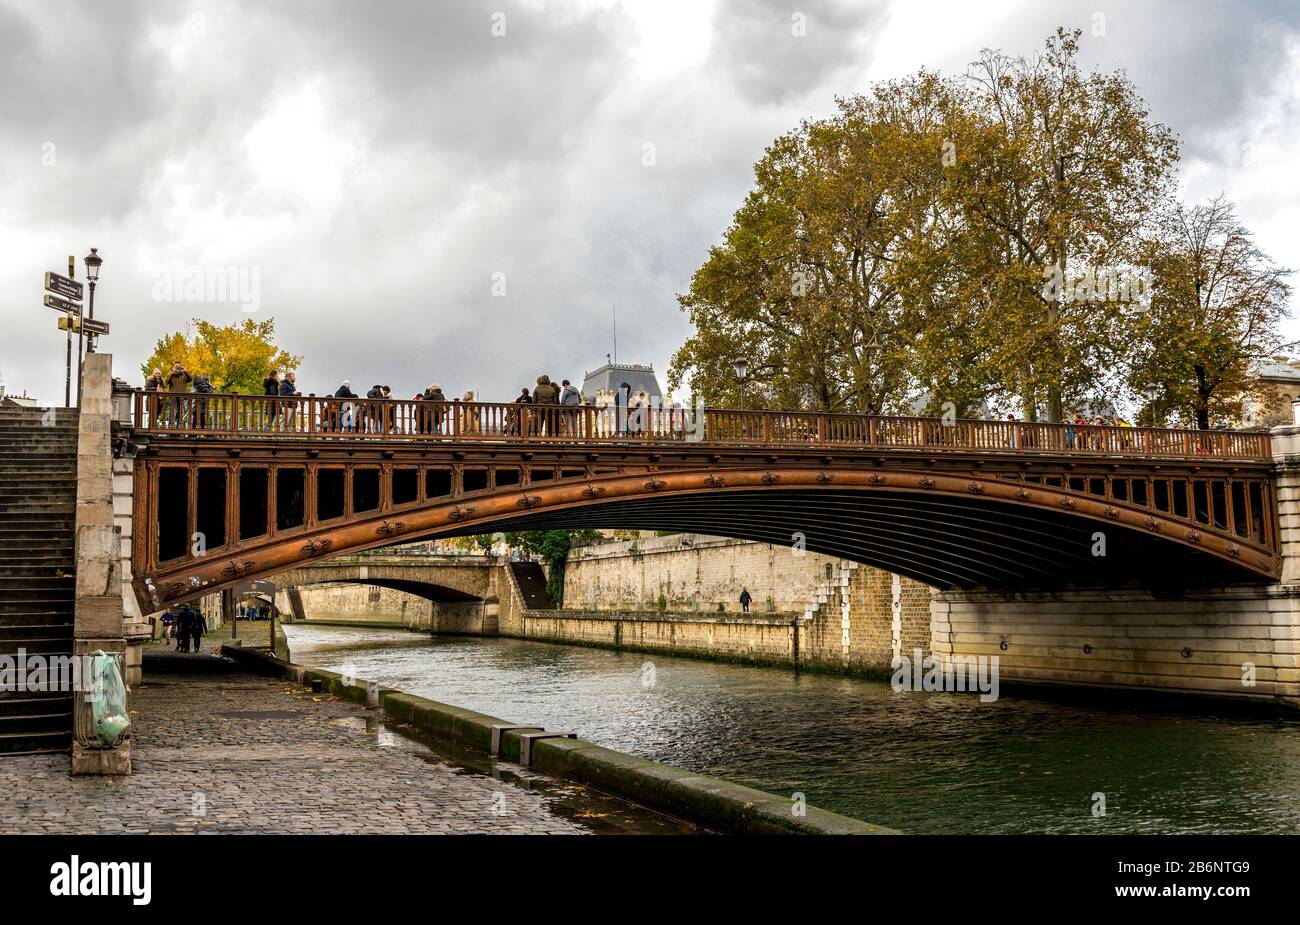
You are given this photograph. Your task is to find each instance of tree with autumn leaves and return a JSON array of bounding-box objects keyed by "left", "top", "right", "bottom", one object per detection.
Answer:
[
  {"left": 1130, "top": 197, "right": 1293, "bottom": 429},
  {"left": 671, "top": 29, "right": 1292, "bottom": 427},
  {"left": 140, "top": 318, "right": 302, "bottom": 394}
]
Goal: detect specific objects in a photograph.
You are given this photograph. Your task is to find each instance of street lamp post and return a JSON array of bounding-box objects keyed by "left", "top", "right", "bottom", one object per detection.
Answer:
[
  {"left": 1144, "top": 383, "right": 1160, "bottom": 428},
  {"left": 83, "top": 248, "right": 102, "bottom": 353},
  {"left": 733, "top": 357, "right": 750, "bottom": 411}
]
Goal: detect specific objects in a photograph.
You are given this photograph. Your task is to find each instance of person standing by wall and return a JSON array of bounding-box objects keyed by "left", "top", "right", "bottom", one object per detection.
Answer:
[{"left": 739, "top": 588, "right": 752, "bottom": 613}]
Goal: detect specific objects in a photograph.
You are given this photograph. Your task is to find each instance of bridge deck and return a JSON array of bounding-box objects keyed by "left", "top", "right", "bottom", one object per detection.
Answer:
[{"left": 126, "top": 391, "right": 1272, "bottom": 462}]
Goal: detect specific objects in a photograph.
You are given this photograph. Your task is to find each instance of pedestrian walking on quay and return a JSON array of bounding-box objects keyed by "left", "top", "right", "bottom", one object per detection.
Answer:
[
  {"left": 739, "top": 588, "right": 752, "bottom": 613},
  {"left": 175, "top": 607, "right": 193, "bottom": 653},
  {"left": 191, "top": 607, "right": 208, "bottom": 653}
]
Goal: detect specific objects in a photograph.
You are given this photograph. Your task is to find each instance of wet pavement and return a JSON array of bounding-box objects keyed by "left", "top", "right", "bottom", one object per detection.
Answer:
[{"left": 0, "top": 650, "right": 703, "bottom": 835}]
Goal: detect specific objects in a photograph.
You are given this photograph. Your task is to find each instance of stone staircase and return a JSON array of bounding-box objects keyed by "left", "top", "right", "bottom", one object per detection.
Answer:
[
  {"left": 0, "top": 406, "right": 78, "bottom": 754},
  {"left": 509, "top": 560, "right": 555, "bottom": 610},
  {"left": 802, "top": 559, "right": 859, "bottom": 623}
]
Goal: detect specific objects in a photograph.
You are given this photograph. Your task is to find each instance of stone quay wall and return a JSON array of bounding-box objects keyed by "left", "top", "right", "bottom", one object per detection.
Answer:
[
  {"left": 288, "top": 582, "right": 487, "bottom": 634},
  {"left": 534, "top": 534, "right": 933, "bottom": 674}
]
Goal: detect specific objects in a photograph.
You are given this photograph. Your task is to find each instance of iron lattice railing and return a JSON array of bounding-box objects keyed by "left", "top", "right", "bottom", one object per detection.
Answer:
[{"left": 128, "top": 390, "right": 1273, "bottom": 461}]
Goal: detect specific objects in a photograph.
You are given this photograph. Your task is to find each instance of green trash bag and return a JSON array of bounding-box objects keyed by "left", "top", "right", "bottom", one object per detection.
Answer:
[{"left": 87, "top": 650, "right": 130, "bottom": 746}]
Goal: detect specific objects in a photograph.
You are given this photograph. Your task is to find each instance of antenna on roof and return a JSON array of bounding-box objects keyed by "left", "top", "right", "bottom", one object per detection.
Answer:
[{"left": 612, "top": 303, "right": 618, "bottom": 365}]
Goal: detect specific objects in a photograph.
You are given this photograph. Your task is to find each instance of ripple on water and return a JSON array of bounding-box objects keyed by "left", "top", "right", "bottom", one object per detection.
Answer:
[{"left": 283, "top": 624, "right": 1300, "bottom": 834}]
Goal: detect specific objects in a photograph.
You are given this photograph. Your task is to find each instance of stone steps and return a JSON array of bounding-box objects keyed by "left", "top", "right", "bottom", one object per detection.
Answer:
[
  {"left": 0, "top": 729, "right": 73, "bottom": 754},
  {"left": 0, "top": 612, "right": 74, "bottom": 628},
  {"left": 511, "top": 561, "right": 555, "bottom": 610},
  {"left": 0, "top": 412, "right": 76, "bottom": 753},
  {"left": 0, "top": 561, "right": 75, "bottom": 574},
  {"left": 0, "top": 635, "right": 75, "bottom": 654}
]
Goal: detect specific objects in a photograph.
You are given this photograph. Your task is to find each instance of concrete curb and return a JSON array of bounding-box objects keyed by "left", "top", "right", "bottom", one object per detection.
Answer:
[{"left": 221, "top": 644, "right": 898, "bottom": 835}]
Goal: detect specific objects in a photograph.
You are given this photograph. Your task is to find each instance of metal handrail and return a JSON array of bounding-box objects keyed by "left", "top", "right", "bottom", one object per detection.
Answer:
[{"left": 126, "top": 390, "right": 1273, "bottom": 461}]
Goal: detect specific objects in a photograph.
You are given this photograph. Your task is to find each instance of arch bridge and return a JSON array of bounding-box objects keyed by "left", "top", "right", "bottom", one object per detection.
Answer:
[{"left": 119, "top": 390, "right": 1280, "bottom": 611}]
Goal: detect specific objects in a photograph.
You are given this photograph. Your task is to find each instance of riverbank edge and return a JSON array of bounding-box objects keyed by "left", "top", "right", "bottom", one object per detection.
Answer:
[{"left": 220, "top": 643, "right": 897, "bottom": 836}]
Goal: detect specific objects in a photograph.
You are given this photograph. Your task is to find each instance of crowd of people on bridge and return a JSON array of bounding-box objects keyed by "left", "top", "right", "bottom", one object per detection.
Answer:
[
  {"left": 142, "top": 359, "right": 1235, "bottom": 455},
  {"left": 144, "top": 360, "right": 670, "bottom": 437}
]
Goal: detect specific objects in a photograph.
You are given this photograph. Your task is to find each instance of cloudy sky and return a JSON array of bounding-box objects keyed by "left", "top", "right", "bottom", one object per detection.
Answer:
[{"left": 2, "top": 0, "right": 1298, "bottom": 405}]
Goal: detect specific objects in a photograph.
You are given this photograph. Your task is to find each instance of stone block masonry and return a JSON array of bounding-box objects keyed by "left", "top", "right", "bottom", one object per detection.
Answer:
[
  {"left": 555, "top": 534, "right": 933, "bottom": 674},
  {"left": 928, "top": 424, "right": 1300, "bottom": 707},
  {"left": 72, "top": 353, "right": 130, "bottom": 774}
]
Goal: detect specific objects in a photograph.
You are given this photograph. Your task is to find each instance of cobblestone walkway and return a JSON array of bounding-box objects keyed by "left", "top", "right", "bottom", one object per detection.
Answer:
[{"left": 0, "top": 655, "right": 694, "bottom": 834}]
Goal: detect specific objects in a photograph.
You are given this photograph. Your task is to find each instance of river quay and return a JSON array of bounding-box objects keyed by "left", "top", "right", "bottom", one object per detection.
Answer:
[{"left": 0, "top": 651, "right": 700, "bottom": 835}]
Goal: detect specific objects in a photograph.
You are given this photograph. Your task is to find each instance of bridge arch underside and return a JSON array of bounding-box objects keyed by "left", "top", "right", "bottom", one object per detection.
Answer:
[
  {"left": 139, "top": 463, "right": 1279, "bottom": 606},
  {"left": 298, "top": 578, "right": 481, "bottom": 603},
  {"left": 473, "top": 489, "right": 1268, "bottom": 590}
]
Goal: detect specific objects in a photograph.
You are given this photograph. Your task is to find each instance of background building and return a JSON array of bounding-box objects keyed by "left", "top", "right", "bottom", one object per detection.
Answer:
[{"left": 580, "top": 362, "right": 663, "bottom": 406}]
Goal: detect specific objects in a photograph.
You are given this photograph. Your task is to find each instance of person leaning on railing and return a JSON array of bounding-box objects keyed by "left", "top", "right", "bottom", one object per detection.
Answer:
[
  {"left": 422, "top": 384, "right": 447, "bottom": 434},
  {"left": 461, "top": 391, "right": 480, "bottom": 435},
  {"left": 166, "top": 362, "right": 192, "bottom": 428},
  {"left": 144, "top": 368, "right": 164, "bottom": 427},
  {"left": 192, "top": 373, "right": 216, "bottom": 429},
  {"left": 279, "top": 372, "right": 302, "bottom": 431},
  {"left": 262, "top": 370, "right": 281, "bottom": 430}
]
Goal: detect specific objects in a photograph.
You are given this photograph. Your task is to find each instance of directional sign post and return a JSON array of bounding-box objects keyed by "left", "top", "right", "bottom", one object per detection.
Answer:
[
  {"left": 44, "top": 271, "right": 84, "bottom": 302},
  {"left": 57, "top": 314, "right": 109, "bottom": 336},
  {"left": 44, "top": 292, "right": 81, "bottom": 315},
  {"left": 45, "top": 264, "right": 83, "bottom": 408}
]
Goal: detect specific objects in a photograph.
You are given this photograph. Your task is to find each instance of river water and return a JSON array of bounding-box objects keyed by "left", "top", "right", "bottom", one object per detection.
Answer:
[{"left": 282, "top": 624, "right": 1300, "bottom": 834}]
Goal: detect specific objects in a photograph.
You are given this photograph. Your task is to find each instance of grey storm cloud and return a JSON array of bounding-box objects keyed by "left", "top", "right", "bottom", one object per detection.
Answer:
[
  {"left": 1, "top": 0, "right": 1297, "bottom": 406},
  {"left": 707, "top": 0, "right": 888, "bottom": 104}
]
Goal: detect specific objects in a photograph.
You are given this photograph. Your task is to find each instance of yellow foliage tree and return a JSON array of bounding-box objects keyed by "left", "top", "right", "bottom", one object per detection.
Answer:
[{"left": 140, "top": 318, "right": 302, "bottom": 393}]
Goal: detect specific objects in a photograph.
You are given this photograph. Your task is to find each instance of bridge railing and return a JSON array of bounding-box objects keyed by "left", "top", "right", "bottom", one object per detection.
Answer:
[{"left": 127, "top": 391, "right": 1273, "bottom": 460}]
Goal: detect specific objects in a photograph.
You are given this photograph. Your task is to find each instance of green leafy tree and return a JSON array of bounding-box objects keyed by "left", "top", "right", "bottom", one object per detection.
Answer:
[
  {"left": 671, "top": 29, "right": 1181, "bottom": 422},
  {"left": 1129, "top": 197, "right": 1293, "bottom": 429},
  {"left": 141, "top": 318, "right": 302, "bottom": 393},
  {"left": 954, "top": 28, "right": 1178, "bottom": 421}
]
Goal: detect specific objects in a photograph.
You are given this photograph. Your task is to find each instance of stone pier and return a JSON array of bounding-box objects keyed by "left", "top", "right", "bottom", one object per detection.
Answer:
[
  {"left": 931, "top": 425, "right": 1300, "bottom": 706},
  {"left": 71, "top": 353, "right": 131, "bottom": 774}
]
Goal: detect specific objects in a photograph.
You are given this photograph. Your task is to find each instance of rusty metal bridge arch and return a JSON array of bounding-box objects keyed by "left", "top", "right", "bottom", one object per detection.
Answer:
[{"left": 121, "top": 390, "right": 1281, "bottom": 611}]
